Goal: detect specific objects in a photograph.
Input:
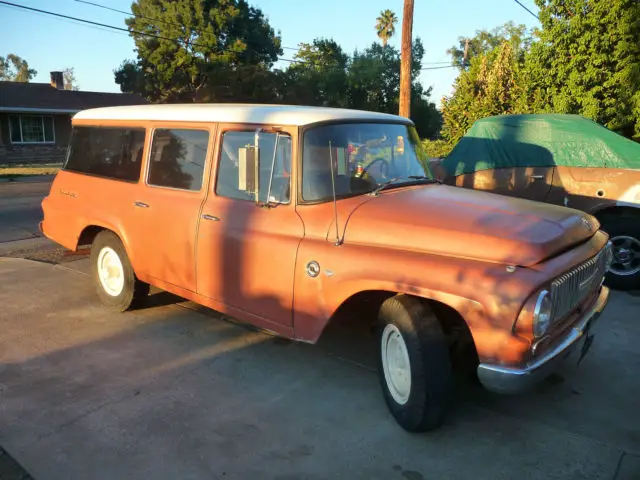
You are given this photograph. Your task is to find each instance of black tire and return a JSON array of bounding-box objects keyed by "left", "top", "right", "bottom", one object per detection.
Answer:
[
  {"left": 376, "top": 294, "right": 453, "bottom": 432},
  {"left": 90, "top": 230, "right": 149, "bottom": 311},
  {"left": 599, "top": 213, "right": 640, "bottom": 291}
]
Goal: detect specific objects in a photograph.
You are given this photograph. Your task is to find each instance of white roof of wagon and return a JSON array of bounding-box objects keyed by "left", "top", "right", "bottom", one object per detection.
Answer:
[{"left": 73, "top": 103, "right": 412, "bottom": 127}]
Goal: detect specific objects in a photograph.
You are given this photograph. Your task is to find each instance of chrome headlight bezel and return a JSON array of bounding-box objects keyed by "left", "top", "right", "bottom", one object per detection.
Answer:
[
  {"left": 604, "top": 240, "right": 614, "bottom": 271},
  {"left": 533, "top": 289, "right": 553, "bottom": 338}
]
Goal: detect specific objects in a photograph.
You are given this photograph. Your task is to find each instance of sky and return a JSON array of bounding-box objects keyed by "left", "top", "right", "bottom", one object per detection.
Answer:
[{"left": 0, "top": 0, "right": 540, "bottom": 107}]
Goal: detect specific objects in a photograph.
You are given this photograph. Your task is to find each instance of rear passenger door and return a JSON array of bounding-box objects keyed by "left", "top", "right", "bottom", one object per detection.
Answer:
[{"left": 129, "top": 124, "right": 213, "bottom": 292}]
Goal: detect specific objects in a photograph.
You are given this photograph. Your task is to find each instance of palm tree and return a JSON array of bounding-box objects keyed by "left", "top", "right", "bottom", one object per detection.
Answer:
[{"left": 375, "top": 9, "right": 398, "bottom": 47}]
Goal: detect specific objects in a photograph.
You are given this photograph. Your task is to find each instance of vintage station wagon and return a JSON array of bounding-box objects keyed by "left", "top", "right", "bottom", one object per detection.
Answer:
[{"left": 41, "top": 104, "right": 612, "bottom": 432}]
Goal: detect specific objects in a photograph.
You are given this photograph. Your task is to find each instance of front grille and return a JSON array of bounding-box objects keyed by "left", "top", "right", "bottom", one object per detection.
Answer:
[{"left": 550, "top": 248, "right": 607, "bottom": 322}]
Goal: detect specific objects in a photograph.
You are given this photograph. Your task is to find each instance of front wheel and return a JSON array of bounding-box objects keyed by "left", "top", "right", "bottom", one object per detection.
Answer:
[
  {"left": 599, "top": 214, "right": 640, "bottom": 291},
  {"left": 91, "top": 230, "right": 149, "bottom": 311},
  {"left": 376, "top": 295, "right": 453, "bottom": 432}
]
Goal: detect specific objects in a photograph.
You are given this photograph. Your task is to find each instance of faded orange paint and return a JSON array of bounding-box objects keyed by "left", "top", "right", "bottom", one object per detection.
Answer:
[{"left": 41, "top": 114, "right": 611, "bottom": 375}]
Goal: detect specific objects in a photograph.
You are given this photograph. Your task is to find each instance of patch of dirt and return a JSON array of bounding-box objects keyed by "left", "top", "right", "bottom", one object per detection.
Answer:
[{"left": 2, "top": 246, "right": 89, "bottom": 264}]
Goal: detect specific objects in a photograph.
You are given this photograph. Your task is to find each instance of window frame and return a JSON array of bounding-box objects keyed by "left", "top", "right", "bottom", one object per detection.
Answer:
[
  {"left": 8, "top": 114, "right": 56, "bottom": 145},
  {"left": 214, "top": 124, "right": 294, "bottom": 205},
  {"left": 144, "top": 126, "right": 212, "bottom": 193},
  {"left": 62, "top": 125, "right": 147, "bottom": 184},
  {"left": 296, "top": 119, "right": 419, "bottom": 205}
]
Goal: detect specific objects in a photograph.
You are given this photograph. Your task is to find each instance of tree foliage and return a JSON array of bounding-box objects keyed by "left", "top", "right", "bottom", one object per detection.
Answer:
[
  {"left": 63, "top": 67, "right": 79, "bottom": 91},
  {"left": 526, "top": 0, "right": 640, "bottom": 138},
  {"left": 375, "top": 10, "right": 398, "bottom": 47},
  {"left": 442, "top": 39, "right": 526, "bottom": 143},
  {"left": 115, "top": 0, "right": 282, "bottom": 102},
  {"left": 447, "top": 22, "right": 532, "bottom": 69},
  {"left": 114, "top": 2, "right": 441, "bottom": 138},
  {"left": 0, "top": 54, "right": 37, "bottom": 82},
  {"left": 443, "top": 1, "right": 640, "bottom": 145}
]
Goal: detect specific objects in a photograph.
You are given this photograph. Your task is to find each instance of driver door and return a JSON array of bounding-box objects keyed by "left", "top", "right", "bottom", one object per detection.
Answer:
[{"left": 196, "top": 126, "right": 304, "bottom": 329}]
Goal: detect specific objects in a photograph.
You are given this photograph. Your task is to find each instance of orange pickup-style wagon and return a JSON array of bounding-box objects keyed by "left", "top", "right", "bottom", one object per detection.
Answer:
[{"left": 41, "top": 104, "right": 612, "bottom": 432}]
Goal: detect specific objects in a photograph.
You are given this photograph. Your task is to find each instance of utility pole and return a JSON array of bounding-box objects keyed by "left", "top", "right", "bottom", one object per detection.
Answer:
[
  {"left": 399, "top": 0, "right": 414, "bottom": 118},
  {"left": 463, "top": 38, "right": 470, "bottom": 67}
]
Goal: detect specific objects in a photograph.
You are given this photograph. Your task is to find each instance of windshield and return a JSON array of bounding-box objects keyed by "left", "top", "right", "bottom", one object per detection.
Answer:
[{"left": 302, "top": 122, "right": 434, "bottom": 202}]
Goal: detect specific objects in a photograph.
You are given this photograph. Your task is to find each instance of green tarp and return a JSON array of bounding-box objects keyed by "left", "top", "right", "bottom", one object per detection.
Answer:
[{"left": 441, "top": 114, "right": 640, "bottom": 176}]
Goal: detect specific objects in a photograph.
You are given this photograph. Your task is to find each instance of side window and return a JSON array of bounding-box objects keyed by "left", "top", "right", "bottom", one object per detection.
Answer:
[
  {"left": 64, "top": 126, "right": 146, "bottom": 182},
  {"left": 148, "top": 129, "right": 209, "bottom": 191},
  {"left": 216, "top": 131, "right": 291, "bottom": 203}
]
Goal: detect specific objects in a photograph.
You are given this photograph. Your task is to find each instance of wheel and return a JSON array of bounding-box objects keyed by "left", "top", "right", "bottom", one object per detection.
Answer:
[
  {"left": 376, "top": 295, "right": 453, "bottom": 432},
  {"left": 90, "top": 230, "right": 149, "bottom": 311},
  {"left": 599, "top": 214, "right": 640, "bottom": 291}
]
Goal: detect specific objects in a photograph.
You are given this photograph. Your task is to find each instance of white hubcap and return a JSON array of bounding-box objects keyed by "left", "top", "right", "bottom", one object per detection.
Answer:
[
  {"left": 381, "top": 324, "right": 412, "bottom": 405},
  {"left": 97, "top": 247, "right": 124, "bottom": 297}
]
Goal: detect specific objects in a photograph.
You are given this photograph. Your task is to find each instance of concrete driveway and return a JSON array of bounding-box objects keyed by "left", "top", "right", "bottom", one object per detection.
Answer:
[{"left": 0, "top": 256, "right": 639, "bottom": 480}]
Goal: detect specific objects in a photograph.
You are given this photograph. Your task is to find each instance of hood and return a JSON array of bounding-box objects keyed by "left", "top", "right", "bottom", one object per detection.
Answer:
[{"left": 343, "top": 185, "right": 599, "bottom": 266}]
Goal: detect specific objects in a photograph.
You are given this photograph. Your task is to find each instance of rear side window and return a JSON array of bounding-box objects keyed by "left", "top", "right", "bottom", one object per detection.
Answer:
[
  {"left": 148, "top": 129, "right": 209, "bottom": 191},
  {"left": 65, "top": 126, "right": 146, "bottom": 182}
]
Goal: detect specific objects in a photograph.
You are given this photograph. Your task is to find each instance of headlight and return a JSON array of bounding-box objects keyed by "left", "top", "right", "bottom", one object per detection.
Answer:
[
  {"left": 533, "top": 290, "right": 552, "bottom": 338},
  {"left": 604, "top": 241, "right": 614, "bottom": 271}
]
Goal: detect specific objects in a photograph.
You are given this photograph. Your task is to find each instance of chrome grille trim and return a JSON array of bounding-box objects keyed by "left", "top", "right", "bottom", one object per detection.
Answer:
[{"left": 550, "top": 248, "right": 607, "bottom": 322}]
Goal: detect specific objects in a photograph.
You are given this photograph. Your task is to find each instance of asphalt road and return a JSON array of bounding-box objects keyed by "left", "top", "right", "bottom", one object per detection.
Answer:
[
  {"left": 0, "top": 180, "right": 50, "bottom": 244},
  {"left": 0, "top": 258, "right": 639, "bottom": 479},
  {"left": 0, "top": 178, "right": 638, "bottom": 479}
]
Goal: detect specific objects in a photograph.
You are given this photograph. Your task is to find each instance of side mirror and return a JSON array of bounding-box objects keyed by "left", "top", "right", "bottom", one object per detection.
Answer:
[{"left": 238, "top": 146, "right": 259, "bottom": 199}]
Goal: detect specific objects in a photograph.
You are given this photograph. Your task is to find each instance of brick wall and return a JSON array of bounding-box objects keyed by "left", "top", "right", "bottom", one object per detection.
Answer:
[{"left": 0, "top": 113, "right": 71, "bottom": 165}]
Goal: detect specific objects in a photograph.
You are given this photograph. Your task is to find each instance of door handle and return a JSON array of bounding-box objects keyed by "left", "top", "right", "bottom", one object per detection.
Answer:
[
  {"left": 134, "top": 201, "right": 150, "bottom": 208},
  {"left": 530, "top": 175, "right": 545, "bottom": 180},
  {"left": 201, "top": 214, "right": 220, "bottom": 222}
]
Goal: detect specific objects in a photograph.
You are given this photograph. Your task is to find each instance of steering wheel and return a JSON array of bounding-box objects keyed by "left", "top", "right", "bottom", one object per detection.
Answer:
[{"left": 362, "top": 158, "right": 389, "bottom": 178}]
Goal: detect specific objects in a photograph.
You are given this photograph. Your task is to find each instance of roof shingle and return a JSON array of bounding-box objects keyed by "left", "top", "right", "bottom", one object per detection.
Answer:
[{"left": 0, "top": 81, "right": 145, "bottom": 112}]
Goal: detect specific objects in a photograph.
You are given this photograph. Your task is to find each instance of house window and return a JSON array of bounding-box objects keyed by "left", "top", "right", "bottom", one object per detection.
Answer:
[{"left": 9, "top": 115, "right": 55, "bottom": 144}]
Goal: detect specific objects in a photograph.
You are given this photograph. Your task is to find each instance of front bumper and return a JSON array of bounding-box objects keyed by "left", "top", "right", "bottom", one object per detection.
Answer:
[{"left": 477, "top": 285, "right": 610, "bottom": 394}]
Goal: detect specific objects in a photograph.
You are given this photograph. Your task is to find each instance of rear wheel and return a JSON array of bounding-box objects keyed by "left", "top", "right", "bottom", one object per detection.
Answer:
[
  {"left": 599, "top": 214, "right": 640, "bottom": 291},
  {"left": 91, "top": 231, "right": 149, "bottom": 311},
  {"left": 376, "top": 295, "right": 452, "bottom": 432}
]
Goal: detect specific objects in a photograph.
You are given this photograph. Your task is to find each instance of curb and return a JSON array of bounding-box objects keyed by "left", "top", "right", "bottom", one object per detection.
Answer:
[{"left": 0, "top": 175, "right": 55, "bottom": 184}]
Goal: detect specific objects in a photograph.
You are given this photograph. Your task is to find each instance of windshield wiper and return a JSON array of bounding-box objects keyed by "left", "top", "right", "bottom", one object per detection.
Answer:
[
  {"left": 407, "top": 175, "right": 443, "bottom": 183},
  {"left": 367, "top": 177, "right": 403, "bottom": 196},
  {"left": 367, "top": 176, "right": 441, "bottom": 196}
]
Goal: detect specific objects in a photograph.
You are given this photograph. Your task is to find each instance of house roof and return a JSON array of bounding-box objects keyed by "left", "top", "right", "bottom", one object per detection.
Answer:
[
  {"left": 73, "top": 103, "right": 412, "bottom": 127},
  {"left": 0, "top": 82, "right": 144, "bottom": 113}
]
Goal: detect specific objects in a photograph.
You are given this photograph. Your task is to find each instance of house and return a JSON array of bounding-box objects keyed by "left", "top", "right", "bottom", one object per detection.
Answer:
[{"left": 0, "top": 71, "right": 144, "bottom": 164}]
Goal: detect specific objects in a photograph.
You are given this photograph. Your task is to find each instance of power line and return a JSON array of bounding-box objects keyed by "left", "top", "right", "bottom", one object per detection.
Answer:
[
  {"left": 73, "top": 0, "right": 298, "bottom": 52},
  {"left": 0, "top": 0, "right": 456, "bottom": 73},
  {"left": 512, "top": 0, "right": 539, "bottom": 20},
  {"left": 74, "top": 0, "right": 454, "bottom": 64}
]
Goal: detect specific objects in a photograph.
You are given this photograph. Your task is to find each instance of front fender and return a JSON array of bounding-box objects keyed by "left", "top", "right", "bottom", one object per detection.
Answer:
[{"left": 292, "top": 240, "right": 537, "bottom": 363}]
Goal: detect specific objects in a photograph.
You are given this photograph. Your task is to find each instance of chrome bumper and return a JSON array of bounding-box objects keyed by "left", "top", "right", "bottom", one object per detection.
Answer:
[{"left": 477, "top": 286, "right": 610, "bottom": 394}]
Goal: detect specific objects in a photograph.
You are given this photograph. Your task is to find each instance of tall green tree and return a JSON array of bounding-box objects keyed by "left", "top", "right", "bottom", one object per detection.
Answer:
[
  {"left": 526, "top": 0, "right": 640, "bottom": 138},
  {"left": 0, "top": 54, "right": 37, "bottom": 82},
  {"left": 375, "top": 9, "right": 398, "bottom": 47},
  {"left": 279, "top": 38, "right": 349, "bottom": 107},
  {"left": 114, "top": 0, "right": 282, "bottom": 102},
  {"left": 442, "top": 41, "right": 526, "bottom": 143},
  {"left": 447, "top": 22, "right": 532, "bottom": 69}
]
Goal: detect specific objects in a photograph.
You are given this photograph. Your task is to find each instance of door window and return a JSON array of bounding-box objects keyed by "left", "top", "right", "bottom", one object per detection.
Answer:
[
  {"left": 216, "top": 131, "right": 292, "bottom": 204},
  {"left": 148, "top": 128, "right": 209, "bottom": 191}
]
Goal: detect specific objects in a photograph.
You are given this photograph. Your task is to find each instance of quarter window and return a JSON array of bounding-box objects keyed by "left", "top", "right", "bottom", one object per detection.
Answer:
[
  {"left": 9, "top": 115, "right": 55, "bottom": 143},
  {"left": 148, "top": 129, "right": 209, "bottom": 191},
  {"left": 64, "top": 126, "right": 146, "bottom": 182},
  {"left": 216, "top": 131, "right": 291, "bottom": 203}
]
